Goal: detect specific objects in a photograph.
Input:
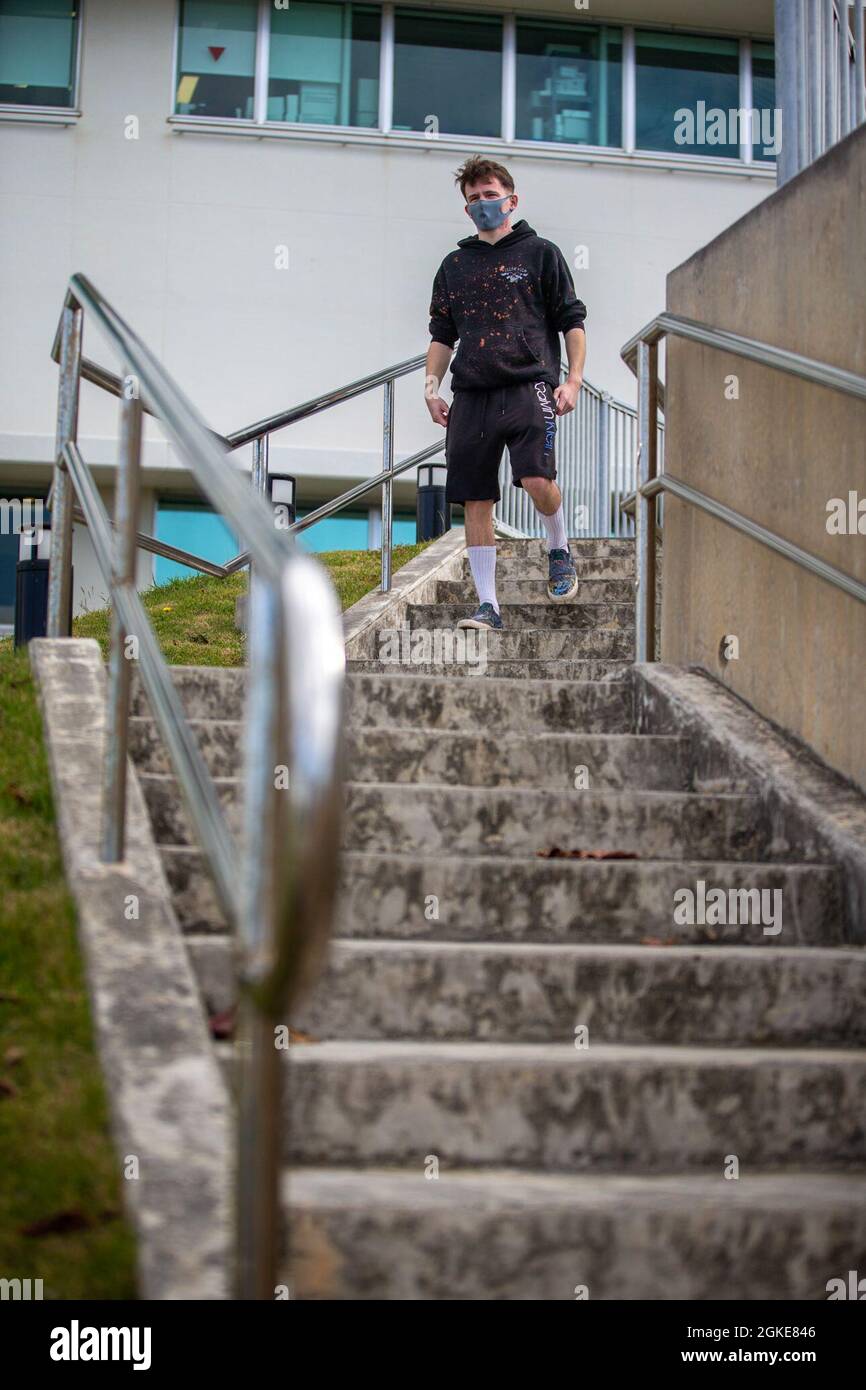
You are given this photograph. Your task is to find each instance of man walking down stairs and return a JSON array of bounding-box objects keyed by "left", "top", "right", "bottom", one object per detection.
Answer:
[{"left": 130, "top": 532, "right": 866, "bottom": 1300}]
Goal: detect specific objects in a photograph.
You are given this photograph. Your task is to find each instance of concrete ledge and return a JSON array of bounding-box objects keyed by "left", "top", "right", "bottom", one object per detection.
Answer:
[
  {"left": 29, "top": 639, "right": 233, "bottom": 1299},
  {"left": 635, "top": 664, "right": 866, "bottom": 940},
  {"left": 341, "top": 528, "right": 467, "bottom": 660}
]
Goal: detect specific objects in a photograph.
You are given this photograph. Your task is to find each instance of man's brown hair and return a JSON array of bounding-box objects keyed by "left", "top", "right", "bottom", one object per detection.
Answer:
[{"left": 453, "top": 155, "right": 514, "bottom": 198}]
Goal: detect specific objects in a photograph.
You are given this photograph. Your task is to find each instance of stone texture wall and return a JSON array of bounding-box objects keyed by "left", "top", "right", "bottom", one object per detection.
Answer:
[{"left": 661, "top": 125, "right": 866, "bottom": 791}]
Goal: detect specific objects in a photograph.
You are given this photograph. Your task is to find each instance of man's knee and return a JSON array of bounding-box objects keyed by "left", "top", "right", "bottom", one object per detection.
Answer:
[{"left": 522, "top": 476, "right": 560, "bottom": 512}]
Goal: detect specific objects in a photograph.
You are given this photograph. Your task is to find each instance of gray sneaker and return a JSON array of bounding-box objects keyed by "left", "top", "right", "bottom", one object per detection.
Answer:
[
  {"left": 547, "top": 547, "right": 579, "bottom": 601},
  {"left": 457, "top": 602, "right": 503, "bottom": 631}
]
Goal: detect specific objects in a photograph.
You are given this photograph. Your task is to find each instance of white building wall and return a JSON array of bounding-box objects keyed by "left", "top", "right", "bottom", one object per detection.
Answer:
[{"left": 0, "top": 0, "right": 776, "bottom": 611}]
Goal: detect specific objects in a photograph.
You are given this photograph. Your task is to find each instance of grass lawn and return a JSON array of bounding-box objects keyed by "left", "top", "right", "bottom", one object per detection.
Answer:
[
  {"left": 0, "top": 541, "right": 428, "bottom": 1297},
  {"left": 73, "top": 543, "right": 429, "bottom": 666}
]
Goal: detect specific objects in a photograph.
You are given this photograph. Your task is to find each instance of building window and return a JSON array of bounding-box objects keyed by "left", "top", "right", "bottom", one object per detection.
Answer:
[
  {"left": 175, "top": 0, "right": 258, "bottom": 120},
  {"left": 751, "top": 41, "right": 776, "bottom": 162},
  {"left": 392, "top": 9, "right": 502, "bottom": 138},
  {"left": 170, "top": 4, "right": 774, "bottom": 170},
  {"left": 515, "top": 19, "right": 621, "bottom": 148},
  {"left": 268, "top": 1, "right": 380, "bottom": 128},
  {"left": 0, "top": 0, "right": 79, "bottom": 109},
  {"left": 635, "top": 30, "right": 741, "bottom": 158}
]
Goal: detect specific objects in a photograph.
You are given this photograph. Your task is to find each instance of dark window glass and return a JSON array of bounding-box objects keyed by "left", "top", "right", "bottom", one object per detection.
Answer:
[
  {"left": 268, "top": 2, "right": 380, "bottom": 128},
  {"left": 175, "top": 0, "right": 258, "bottom": 120},
  {"left": 636, "top": 30, "right": 740, "bottom": 158},
  {"left": 751, "top": 41, "right": 777, "bottom": 162},
  {"left": 516, "top": 20, "right": 621, "bottom": 148},
  {"left": 393, "top": 9, "right": 502, "bottom": 138},
  {"left": 0, "top": 0, "right": 77, "bottom": 108}
]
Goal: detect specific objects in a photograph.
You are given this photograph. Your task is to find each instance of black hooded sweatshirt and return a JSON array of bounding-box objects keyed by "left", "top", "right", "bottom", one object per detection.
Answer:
[{"left": 428, "top": 219, "right": 586, "bottom": 392}]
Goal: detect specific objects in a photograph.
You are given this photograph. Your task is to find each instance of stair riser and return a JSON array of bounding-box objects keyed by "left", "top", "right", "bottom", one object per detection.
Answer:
[
  {"left": 142, "top": 778, "right": 767, "bottom": 858},
  {"left": 480, "top": 539, "right": 635, "bottom": 560},
  {"left": 133, "top": 723, "right": 688, "bottom": 789},
  {"left": 133, "top": 671, "right": 635, "bottom": 732},
  {"left": 342, "top": 785, "right": 768, "bottom": 861},
  {"left": 439, "top": 578, "right": 634, "bottom": 603},
  {"left": 405, "top": 602, "right": 636, "bottom": 630},
  {"left": 345, "top": 674, "right": 634, "bottom": 731},
  {"left": 163, "top": 849, "right": 845, "bottom": 945},
  {"left": 350, "top": 627, "right": 635, "bottom": 662},
  {"left": 346, "top": 659, "right": 632, "bottom": 681},
  {"left": 283, "top": 1052, "right": 866, "bottom": 1170},
  {"left": 286, "top": 1188, "right": 866, "bottom": 1300},
  {"left": 190, "top": 938, "right": 866, "bottom": 1047}
]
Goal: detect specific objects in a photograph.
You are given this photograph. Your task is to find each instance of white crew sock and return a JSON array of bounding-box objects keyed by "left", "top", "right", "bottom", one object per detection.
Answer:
[
  {"left": 467, "top": 545, "right": 499, "bottom": 613},
  {"left": 540, "top": 503, "right": 569, "bottom": 553}
]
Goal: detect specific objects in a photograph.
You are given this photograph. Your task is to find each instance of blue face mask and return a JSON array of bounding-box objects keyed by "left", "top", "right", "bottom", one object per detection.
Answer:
[{"left": 467, "top": 193, "right": 514, "bottom": 231}]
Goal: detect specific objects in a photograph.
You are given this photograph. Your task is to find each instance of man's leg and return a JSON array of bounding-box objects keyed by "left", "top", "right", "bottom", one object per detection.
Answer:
[
  {"left": 460, "top": 499, "right": 501, "bottom": 628},
  {"left": 521, "top": 476, "right": 568, "bottom": 552},
  {"left": 507, "top": 382, "right": 579, "bottom": 601}
]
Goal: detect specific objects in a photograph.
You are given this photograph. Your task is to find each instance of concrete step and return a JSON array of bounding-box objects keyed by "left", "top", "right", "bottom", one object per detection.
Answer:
[
  {"left": 131, "top": 665, "right": 245, "bottom": 721},
  {"left": 284, "top": 1167, "right": 866, "bottom": 1300},
  {"left": 350, "top": 625, "right": 635, "bottom": 663},
  {"left": 130, "top": 716, "right": 242, "bottom": 779},
  {"left": 346, "top": 658, "right": 632, "bottom": 681},
  {"left": 467, "top": 556, "right": 634, "bottom": 583},
  {"left": 142, "top": 778, "right": 766, "bottom": 858},
  {"left": 437, "top": 577, "right": 634, "bottom": 604},
  {"left": 487, "top": 538, "right": 635, "bottom": 560},
  {"left": 278, "top": 1040, "right": 866, "bottom": 1170},
  {"left": 162, "top": 848, "right": 845, "bottom": 944},
  {"left": 404, "top": 601, "right": 635, "bottom": 631},
  {"left": 341, "top": 783, "right": 768, "bottom": 861},
  {"left": 189, "top": 937, "right": 866, "bottom": 1047},
  {"left": 345, "top": 672, "right": 634, "bottom": 733},
  {"left": 132, "top": 667, "right": 635, "bottom": 727},
  {"left": 132, "top": 722, "right": 690, "bottom": 790}
]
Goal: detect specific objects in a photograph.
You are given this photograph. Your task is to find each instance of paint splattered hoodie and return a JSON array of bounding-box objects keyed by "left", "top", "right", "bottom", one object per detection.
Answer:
[{"left": 428, "top": 219, "right": 586, "bottom": 392}]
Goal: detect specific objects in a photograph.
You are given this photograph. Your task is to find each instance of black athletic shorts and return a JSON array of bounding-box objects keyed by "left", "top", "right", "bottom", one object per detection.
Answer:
[{"left": 444, "top": 380, "right": 558, "bottom": 504}]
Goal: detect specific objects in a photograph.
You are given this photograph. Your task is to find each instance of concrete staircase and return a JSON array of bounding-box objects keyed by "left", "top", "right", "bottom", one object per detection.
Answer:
[{"left": 129, "top": 538, "right": 866, "bottom": 1300}]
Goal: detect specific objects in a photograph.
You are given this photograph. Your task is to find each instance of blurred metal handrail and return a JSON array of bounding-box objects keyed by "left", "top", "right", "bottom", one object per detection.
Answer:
[
  {"left": 620, "top": 312, "right": 866, "bottom": 661},
  {"left": 48, "top": 274, "right": 346, "bottom": 1300}
]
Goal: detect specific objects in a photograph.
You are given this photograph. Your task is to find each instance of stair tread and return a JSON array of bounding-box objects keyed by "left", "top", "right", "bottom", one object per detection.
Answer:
[
  {"left": 285, "top": 1038, "right": 866, "bottom": 1064},
  {"left": 285, "top": 1165, "right": 866, "bottom": 1209}
]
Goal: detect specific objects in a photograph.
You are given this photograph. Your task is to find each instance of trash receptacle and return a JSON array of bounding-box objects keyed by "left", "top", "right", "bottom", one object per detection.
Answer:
[
  {"left": 416, "top": 462, "right": 449, "bottom": 542},
  {"left": 14, "top": 512, "right": 71, "bottom": 647}
]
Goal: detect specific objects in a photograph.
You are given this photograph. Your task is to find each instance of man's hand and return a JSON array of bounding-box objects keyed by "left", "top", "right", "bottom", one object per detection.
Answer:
[
  {"left": 426, "top": 394, "right": 450, "bottom": 428},
  {"left": 553, "top": 376, "right": 582, "bottom": 416}
]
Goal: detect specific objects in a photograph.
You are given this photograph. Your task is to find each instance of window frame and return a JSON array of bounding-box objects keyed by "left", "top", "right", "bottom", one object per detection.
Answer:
[
  {"left": 0, "top": 0, "right": 84, "bottom": 121},
  {"left": 167, "top": 2, "right": 776, "bottom": 175}
]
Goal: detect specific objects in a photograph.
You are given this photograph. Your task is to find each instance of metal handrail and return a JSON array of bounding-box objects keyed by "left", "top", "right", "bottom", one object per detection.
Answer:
[
  {"left": 48, "top": 274, "right": 346, "bottom": 1300},
  {"left": 620, "top": 312, "right": 866, "bottom": 661}
]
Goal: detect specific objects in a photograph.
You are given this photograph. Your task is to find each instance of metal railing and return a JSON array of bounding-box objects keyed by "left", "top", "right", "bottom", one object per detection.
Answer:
[
  {"left": 776, "top": 0, "right": 866, "bottom": 186},
  {"left": 620, "top": 310, "right": 866, "bottom": 662},
  {"left": 48, "top": 275, "right": 346, "bottom": 1299},
  {"left": 493, "top": 371, "right": 664, "bottom": 539}
]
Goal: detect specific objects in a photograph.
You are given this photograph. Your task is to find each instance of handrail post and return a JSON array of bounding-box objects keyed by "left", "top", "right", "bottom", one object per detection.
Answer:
[
  {"left": 635, "top": 339, "right": 659, "bottom": 663},
  {"left": 597, "top": 391, "right": 611, "bottom": 537},
  {"left": 101, "top": 382, "right": 143, "bottom": 862},
  {"left": 251, "top": 433, "right": 269, "bottom": 496},
  {"left": 47, "top": 301, "right": 83, "bottom": 636},
  {"left": 381, "top": 378, "right": 394, "bottom": 591}
]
